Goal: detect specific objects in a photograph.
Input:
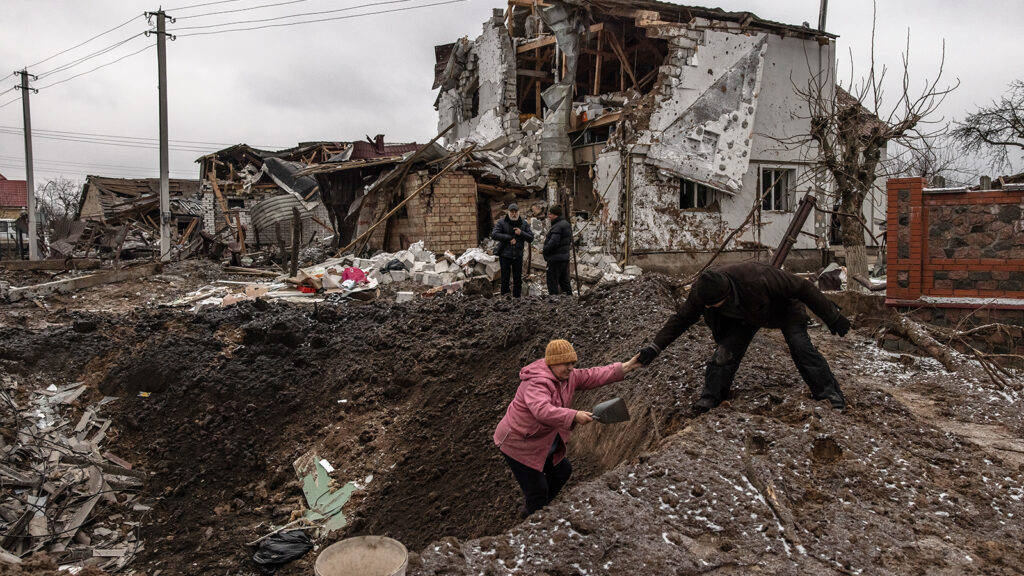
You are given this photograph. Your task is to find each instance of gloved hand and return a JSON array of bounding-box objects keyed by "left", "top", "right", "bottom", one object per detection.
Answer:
[
  {"left": 637, "top": 344, "right": 661, "bottom": 365},
  {"left": 828, "top": 314, "right": 851, "bottom": 337}
]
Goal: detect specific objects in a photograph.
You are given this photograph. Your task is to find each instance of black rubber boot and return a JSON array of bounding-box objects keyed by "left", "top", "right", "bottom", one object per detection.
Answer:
[{"left": 813, "top": 386, "right": 847, "bottom": 410}]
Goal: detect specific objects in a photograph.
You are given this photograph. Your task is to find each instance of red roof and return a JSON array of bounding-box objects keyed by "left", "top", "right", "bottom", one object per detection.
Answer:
[
  {"left": 350, "top": 135, "right": 420, "bottom": 160},
  {"left": 0, "top": 177, "right": 27, "bottom": 208}
]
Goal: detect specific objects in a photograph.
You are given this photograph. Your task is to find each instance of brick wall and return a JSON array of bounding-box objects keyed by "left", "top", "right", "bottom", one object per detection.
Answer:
[
  {"left": 385, "top": 171, "right": 479, "bottom": 253},
  {"left": 887, "top": 177, "right": 1024, "bottom": 302}
]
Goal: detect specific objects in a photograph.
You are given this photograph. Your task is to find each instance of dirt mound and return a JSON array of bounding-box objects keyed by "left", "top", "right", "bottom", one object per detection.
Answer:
[
  {"left": 4, "top": 274, "right": 1023, "bottom": 576},
  {"left": 2, "top": 276, "right": 687, "bottom": 573}
]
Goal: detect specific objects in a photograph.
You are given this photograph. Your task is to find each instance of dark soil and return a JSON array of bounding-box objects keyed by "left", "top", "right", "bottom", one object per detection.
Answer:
[{"left": 3, "top": 266, "right": 1023, "bottom": 575}]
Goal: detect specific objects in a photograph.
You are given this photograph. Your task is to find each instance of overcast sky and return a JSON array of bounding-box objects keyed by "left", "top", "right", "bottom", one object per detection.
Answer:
[{"left": 0, "top": 0, "right": 1020, "bottom": 186}]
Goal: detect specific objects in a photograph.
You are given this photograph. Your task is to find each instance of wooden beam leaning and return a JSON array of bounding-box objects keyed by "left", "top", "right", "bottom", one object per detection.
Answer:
[{"left": 605, "top": 31, "right": 639, "bottom": 90}]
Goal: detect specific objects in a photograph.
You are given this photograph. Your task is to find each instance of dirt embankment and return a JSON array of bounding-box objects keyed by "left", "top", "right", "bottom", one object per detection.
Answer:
[{"left": 2, "top": 273, "right": 1022, "bottom": 575}]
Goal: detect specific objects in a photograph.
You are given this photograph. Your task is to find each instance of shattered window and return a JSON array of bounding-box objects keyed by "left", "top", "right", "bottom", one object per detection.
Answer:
[
  {"left": 680, "top": 179, "right": 715, "bottom": 210},
  {"left": 760, "top": 168, "right": 794, "bottom": 211}
]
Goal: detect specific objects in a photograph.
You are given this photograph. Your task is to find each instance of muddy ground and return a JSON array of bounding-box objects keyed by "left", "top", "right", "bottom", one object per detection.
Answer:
[{"left": 2, "top": 260, "right": 1023, "bottom": 575}]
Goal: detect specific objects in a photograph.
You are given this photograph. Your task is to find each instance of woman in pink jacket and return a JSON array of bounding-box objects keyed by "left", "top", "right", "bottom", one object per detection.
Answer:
[{"left": 494, "top": 339, "right": 642, "bottom": 517}]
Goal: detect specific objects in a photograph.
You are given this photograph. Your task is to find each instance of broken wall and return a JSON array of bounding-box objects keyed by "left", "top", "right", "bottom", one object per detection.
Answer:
[
  {"left": 437, "top": 11, "right": 519, "bottom": 147},
  {"left": 384, "top": 171, "right": 479, "bottom": 254},
  {"left": 627, "top": 24, "right": 835, "bottom": 257}
]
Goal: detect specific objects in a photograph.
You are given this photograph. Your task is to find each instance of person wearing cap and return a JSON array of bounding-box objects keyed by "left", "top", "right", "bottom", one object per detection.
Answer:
[
  {"left": 636, "top": 261, "right": 851, "bottom": 411},
  {"left": 491, "top": 203, "right": 534, "bottom": 297},
  {"left": 542, "top": 205, "right": 573, "bottom": 295},
  {"left": 494, "top": 340, "right": 643, "bottom": 518}
]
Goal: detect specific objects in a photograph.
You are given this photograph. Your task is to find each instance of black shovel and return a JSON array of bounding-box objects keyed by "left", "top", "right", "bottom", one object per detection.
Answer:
[{"left": 591, "top": 397, "right": 630, "bottom": 424}]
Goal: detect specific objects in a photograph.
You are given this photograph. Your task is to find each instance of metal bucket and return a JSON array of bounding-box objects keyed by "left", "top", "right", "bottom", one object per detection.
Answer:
[{"left": 314, "top": 536, "right": 408, "bottom": 576}]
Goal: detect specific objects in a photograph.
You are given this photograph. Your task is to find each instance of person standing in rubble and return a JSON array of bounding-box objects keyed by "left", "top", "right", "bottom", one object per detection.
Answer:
[
  {"left": 636, "top": 262, "right": 852, "bottom": 411},
  {"left": 542, "top": 205, "right": 573, "bottom": 295},
  {"left": 491, "top": 203, "right": 534, "bottom": 298},
  {"left": 495, "top": 339, "right": 643, "bottom": 518}
]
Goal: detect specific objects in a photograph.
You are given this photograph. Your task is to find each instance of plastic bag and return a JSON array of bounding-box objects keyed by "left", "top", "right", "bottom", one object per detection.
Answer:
[
  {"left": 252, "top": 530, "right": 314, "bottom": 574},
  {"left": 383, "top": 259, "right": 407, "bottom": 272}
]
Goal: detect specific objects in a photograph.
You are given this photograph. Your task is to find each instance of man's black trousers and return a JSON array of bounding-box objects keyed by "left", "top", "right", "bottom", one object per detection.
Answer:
[
  {"left": 546, "top": 261, "right": 572, "bottom": 295},
  {"left": 702, "top": 316, "right": 842, "bottom": 403},
  {"left": 503, "top": 452, "right": 572, "bottom": 518},
  {"left": 499, "top": 255, "right": 523, "bottom": 297}
]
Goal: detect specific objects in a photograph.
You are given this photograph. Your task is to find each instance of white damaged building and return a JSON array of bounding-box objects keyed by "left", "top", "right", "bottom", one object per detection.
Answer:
[{"left": 434, "top": 0, "right": 886, "bottom": 273}]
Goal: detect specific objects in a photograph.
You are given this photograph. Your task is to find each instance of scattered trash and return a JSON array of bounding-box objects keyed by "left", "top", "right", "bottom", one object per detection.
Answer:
[
  {"left": 252, "top": 530, "right": 314, "bottom": 575},
  {"left": 293, "top": 451, "right": 358, "bottom": 533}
]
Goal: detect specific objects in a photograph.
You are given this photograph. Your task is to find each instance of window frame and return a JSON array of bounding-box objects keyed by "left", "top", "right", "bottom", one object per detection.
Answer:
[
  {"left": 679, "top": 178, "right": 717, "bottom": 211},
  {"left": 759, "top": 166, "right": 795, "bottom": 212}
]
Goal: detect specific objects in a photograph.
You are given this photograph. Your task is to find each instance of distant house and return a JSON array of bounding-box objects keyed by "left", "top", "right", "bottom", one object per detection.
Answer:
[
  {"left": 0, "top": 173, "right": 27, "bottom": 219},
  {"left": 77, "top": 176, "right": 202, "bottom": 238}
]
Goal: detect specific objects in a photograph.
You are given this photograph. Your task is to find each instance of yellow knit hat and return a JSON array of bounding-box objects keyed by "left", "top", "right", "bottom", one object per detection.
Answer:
[{"left": 545, "top": 339, "right": 578, "bottom": 365}]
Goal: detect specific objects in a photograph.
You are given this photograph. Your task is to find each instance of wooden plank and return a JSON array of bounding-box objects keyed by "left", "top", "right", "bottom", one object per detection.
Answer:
[
  {"left": 177, "top": 217, "right": 199, "bottom": 246},
  {"left": 593, "top": 30, "right": 602, "bottom": 95},
  {"left": 517, "top": 23, "right": 603, "bottom": 54},
  {"left": 223, "top": 266, "right": 281, "bottom": 277},
  {"left": 0, "top": 259, "right": 101, "bottom": 271},
  {"left": 516, "top": 68, "right": 551, "bottom": 79},
  {"left": 50, "top": 467, "right": 102, "bottom": 552},
  {"left": 7, "top": 263, "right": 163, "bottom": 303},
  {"left": 102, "top": 452, "right": 132, "bottom": 470},
  {"left": 517, "top": 34, "right": 557, "bottom": 53},
  {"left": 605, "top": 31, "right": 639, "bottom": 90},
  {"left": 208, "top": 172, "right": 235, "bottom": 229}
]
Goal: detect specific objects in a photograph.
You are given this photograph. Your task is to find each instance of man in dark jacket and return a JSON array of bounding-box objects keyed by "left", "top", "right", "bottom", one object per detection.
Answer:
[
  {"left": 637, "top": 262, "right": 851, "bottom": 411},
  {"left": 542, "top": 205, "right": 573, "bottom": 295},
  {"left": 491, "top": 203, "right": 534, "bottom": 297}
]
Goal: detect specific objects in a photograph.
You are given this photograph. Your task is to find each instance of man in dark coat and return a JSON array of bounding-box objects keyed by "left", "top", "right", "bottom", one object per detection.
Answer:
[
  {"left": 542, "top": 205, "right": 573, "bottom": 295},
  {"left": 636, "top": 262, "right": 851, "bottom": 411},
  {"left": 491, "top": 203, "right": 534, "bottom": 297}
]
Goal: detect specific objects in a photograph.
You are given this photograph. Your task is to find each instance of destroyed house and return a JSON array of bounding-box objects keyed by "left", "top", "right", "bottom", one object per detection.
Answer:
[
  {"left": 435, "top": 0, "right": 882, "bottom": 272},
  {"left": 197, "top": 142, "right": 340, "bottom": 247},
  {"left": 69, "top": 176, "right": 202, "bottom": 257}
]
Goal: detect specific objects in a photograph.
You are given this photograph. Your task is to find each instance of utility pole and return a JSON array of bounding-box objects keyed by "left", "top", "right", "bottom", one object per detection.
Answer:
[
  {"left": 818, "top": 0, "right": 828, "bottom": 32},
  {"left": 147, "top": 9, "right": 173, "bottom": 262},
  {"left": 16, "top": 70, "right": 39, "bottom": 260}
]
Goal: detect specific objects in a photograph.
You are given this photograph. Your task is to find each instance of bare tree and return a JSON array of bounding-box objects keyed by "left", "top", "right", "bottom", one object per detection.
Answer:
[
  {"left": 950, "top": 80, "right": 1024, "bottom": 173},
  {"left": 887, "top": 133, "right": 979, "bottom": 188},
  {"left": 36, "top": 176, "right": 83, "bottom": 225},
  {"left": 791, "top": 5, "right": 956, "bottom": 290}
]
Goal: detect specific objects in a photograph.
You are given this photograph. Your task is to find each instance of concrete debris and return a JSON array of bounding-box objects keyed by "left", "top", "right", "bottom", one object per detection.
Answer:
[{"left": 0, "top": 375, "right": 146, "bottom": 571}]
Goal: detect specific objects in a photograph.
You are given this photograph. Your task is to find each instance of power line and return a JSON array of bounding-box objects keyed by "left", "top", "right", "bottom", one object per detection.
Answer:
[
  {"left": 0, "top": 125, "right": 286, "bottom": 149},
  {"left": 36, "top": 33, "right": 147, "bottom": 80},
  {"left": 171, "top": 0, "right": 464, "bottom": 35},
  {"left": 0, "top": 154, "right": 196, "bottom": 174},
  {"left": 0, "top": 162, "right": 197, "bottom": 178},
  {"left": 175, "top": 0, "right": 313, "bottom": 20},
  {"left": 0, "top": 128, "right": 216, "bottom": 153},
  {"left": 36, "top": 44, "right": 155, "bottom": 90},
  {"left": 169, "top": 0, "right": 415, "bottom": 30},
  {"left": 166, "top": 0, "right": 246, "bottom": 12},
  {"left": 26, "top": 14, "right": 144, "bottom": 69}
]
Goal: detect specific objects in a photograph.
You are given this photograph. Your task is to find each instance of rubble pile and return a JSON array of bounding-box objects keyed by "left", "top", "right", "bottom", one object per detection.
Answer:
[
  {"left": 0, "top": 376, "right": 149, "bottom": 573},
  {"left": 466, "top": 117, "right": 545, "bottom": 188}
]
